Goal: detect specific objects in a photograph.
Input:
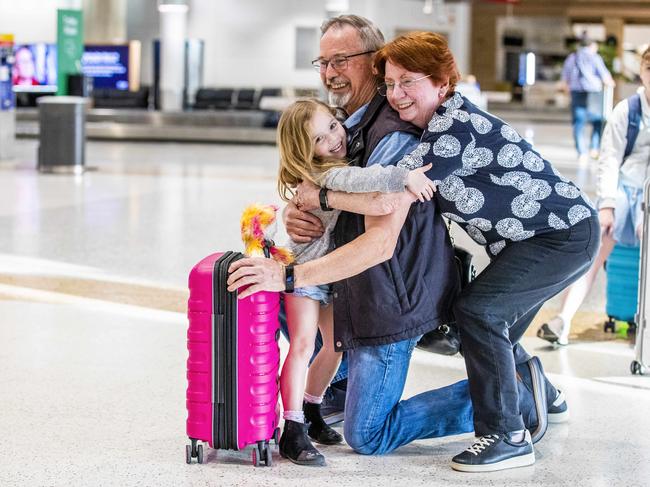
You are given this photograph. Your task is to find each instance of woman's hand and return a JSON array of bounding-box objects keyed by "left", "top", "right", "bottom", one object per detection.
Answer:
[
  {"left": 406, "top": 163, "right": 436, "bottom": 202},
  {"left": 227, "top": 257, "right": 285, "bottom": 299},
  {"left": 283, "top": 200, "right": 324, "bottom": 243},
  {"left": 599, "top": 207, "right": 615, "bottom": 238}
]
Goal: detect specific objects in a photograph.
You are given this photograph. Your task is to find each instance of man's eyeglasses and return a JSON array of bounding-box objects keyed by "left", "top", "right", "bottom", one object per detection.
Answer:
[
  {"left": 311, "top": 50, "right": 375, "bottom": 72},
  {"left": 377, "top": 75, "right": 432, "bottom": 96}
]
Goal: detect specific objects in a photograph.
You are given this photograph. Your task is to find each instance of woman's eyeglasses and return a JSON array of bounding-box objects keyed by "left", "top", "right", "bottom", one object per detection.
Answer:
[{"left": 377, "top": 75, "right": 432, "bottom": 96}]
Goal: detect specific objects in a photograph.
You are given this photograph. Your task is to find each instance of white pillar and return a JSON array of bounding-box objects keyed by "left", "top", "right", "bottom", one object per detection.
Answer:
[
  {"left": 158, "top": 2, "right": 187, "bottom": 112},
  {"left": 0, "top": 110, "right": 15, "bottom": 161}
]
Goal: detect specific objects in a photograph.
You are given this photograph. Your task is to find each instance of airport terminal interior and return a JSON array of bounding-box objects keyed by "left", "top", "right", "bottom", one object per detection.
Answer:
[{"left": 1, "top": 0, "right": 650, "bottom": 486}]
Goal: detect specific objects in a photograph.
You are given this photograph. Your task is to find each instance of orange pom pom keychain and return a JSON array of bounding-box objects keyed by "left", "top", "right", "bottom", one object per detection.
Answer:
[{"left": 240, "top": 203, "right": 294, "bottom": 265}]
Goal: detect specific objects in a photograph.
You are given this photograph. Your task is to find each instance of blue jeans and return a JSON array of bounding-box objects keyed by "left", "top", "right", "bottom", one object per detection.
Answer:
[
  {"left": 454, "top": 215, "right": 600, "bottom": 436},
  {"left": 278, "top": 296, "right": 348, "bottom": 383},
  {"left": 570, "top": 91, "right": 603, "bottom": 156},
  {"left": 343, "top": 336, "right": 474, "bottom": 455}
]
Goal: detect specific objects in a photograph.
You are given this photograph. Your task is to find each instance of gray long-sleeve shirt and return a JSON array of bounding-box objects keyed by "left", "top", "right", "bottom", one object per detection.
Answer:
[{"left": 289, "top": 164, "right": 409, "bottom": 264}]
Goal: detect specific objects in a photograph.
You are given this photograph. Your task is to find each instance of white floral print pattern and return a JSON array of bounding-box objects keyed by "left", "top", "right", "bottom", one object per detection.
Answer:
[{"left": 419, "top": 92, "right": 595, "bottom": 248}]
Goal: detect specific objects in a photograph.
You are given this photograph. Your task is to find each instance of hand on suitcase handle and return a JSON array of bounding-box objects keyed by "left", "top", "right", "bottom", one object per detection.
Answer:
[{"left": 227, "top": 257, "right": 285, "bottom": 299}]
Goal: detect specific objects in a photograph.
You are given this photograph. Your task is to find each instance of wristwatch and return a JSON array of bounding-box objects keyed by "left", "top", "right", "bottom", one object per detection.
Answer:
[
  {"left": 319, "top": 187, "right": 333, "bottom": 212},
  {"left": 284, "top": 264, "right": 295, "bottom": 293}
]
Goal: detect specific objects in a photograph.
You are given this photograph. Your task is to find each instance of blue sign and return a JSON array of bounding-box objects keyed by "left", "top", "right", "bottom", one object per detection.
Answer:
[
  {"left": 0, "top": 64, "right": 13, "bottom": 110},
  {"left": 0, "top": 36, "right": 14, "bottom": 110},
  {"left": 82, "top": 45, "right": 129, "bottom": 90}
]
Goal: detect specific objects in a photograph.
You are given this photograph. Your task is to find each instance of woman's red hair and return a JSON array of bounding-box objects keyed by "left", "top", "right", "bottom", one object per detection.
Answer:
[{"left": 374, "top": 31, "right": 460, "bottom": 95}]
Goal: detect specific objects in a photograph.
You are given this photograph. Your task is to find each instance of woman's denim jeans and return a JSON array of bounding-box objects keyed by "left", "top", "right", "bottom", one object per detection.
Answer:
[{"left": 454, "top": 215, "right": 600, "bottom": 436}]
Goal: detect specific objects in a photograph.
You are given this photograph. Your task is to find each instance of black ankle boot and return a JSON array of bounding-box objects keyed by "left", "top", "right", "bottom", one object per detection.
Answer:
[
  {"left": 304, "top": 401, "right": 343, "bottom": 445},
  {"left": 279, "top": 419, "right": 326, "bottom": 466}
]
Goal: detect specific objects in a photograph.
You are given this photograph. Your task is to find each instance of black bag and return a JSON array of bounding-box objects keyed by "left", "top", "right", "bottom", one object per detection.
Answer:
[
  {"left": 416, "top": 246, "right": 475, "bottom": 355},
  {"left": 453, "top": 246, "right": 476, "bottom": 290}
]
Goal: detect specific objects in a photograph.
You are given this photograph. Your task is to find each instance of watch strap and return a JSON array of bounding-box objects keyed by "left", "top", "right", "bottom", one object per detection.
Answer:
[
  {"left": 284, "top": 264, "right": 295, "bottom": 293},
  {"left": 319, "top": 187, "right": 333, "bottom": 211}
]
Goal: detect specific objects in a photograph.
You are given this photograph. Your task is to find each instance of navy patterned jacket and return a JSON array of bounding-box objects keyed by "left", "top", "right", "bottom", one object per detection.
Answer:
[{"left": 399, "top": 93, "right": 597, "bottom": 257}]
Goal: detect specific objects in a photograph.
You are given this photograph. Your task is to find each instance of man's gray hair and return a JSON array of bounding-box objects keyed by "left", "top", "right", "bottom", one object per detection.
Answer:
[{"left": 321, "top": 15, "right": 385, "bottom": 52}]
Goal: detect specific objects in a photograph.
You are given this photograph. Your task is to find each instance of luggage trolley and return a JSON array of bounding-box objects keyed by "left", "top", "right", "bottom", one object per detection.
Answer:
[{"left": 631, "top": 178, "right": 650, "bottom": 375}]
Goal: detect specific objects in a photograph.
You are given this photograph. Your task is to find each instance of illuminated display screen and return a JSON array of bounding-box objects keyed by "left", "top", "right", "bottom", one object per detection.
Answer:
[
  {"left": 11, "top": 43, "right": 57, "bottom": 92},
  {"left": 82, "top": 45, "right": 129, "bottom": 90}
]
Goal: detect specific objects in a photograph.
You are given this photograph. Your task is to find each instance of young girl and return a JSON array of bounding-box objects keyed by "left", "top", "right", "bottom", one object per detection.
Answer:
[
  {"left": 276, "top": 99, "right": 434, "bottom": 466},
  {"left": 538, "top": 46, "right": 650, "bottom": 346}
]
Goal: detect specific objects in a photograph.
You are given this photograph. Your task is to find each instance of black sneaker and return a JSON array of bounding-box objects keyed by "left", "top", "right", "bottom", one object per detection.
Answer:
[
  {"left": 320, "top": 386, "right": 346, "bottom": 426},
  {"left": 548, "top": 390, "right": 569, "bottom": 423},
  {"left": 451, "top": 431, "right": 535, "bottom": 472},
  {"left": 537, "top": 323, "right": 560, "bottom": 343}
]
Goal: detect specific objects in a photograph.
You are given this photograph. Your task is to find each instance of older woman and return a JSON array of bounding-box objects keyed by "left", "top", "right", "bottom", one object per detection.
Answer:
[
  {"left": 228, "top": 32, "right": 598, "bottom": 472},
  {"left": 372, "top": 32, "right": 599, "bottom": 471}
]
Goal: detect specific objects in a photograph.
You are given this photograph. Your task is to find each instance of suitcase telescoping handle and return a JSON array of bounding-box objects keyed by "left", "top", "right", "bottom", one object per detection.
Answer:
[
  {"left": 263, "top": 239, "right": 273, "bottom": 258},
  {"left": 213, "top": 252, "right": 242, "bottom": 407},
  {"left": 212, "top": 251, "right": 243, "bottom": 449}
]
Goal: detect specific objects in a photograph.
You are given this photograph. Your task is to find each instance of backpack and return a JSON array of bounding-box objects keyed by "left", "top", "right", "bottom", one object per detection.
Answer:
[{"left": 624, "top": 93, "right": 642, "bottom": 162}]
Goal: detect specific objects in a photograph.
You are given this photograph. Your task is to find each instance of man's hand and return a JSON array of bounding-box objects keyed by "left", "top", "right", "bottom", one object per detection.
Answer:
[
  {"left": 283, "top": 201, "right": 324, "bottom": 244},
  {"left": 295, "top": 180, "right": 321, "bottom": 211},
  {"left": 406, "top": 163, "right": 436, "bottom": 202},
  {"left": 599, "top": 207, "right": 615, "bottom": 237},
  {"left": 227, "top": 257, "right": 285, "bottom": 299}
]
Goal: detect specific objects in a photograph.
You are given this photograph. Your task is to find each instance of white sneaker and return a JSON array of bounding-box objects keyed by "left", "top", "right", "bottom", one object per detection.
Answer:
[{"left": 548, "top": 390, "right": 570, "bottom": 423}]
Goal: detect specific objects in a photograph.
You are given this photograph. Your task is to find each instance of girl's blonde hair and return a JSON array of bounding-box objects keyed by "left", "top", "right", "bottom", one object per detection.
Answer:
[{"left": 277, "top": 99, "right": 348, "bottom": 202}]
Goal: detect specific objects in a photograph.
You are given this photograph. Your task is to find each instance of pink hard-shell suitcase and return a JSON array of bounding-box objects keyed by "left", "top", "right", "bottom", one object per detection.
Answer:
[{"left": 185, "top": 251, "right": 281, "bottom": 466}]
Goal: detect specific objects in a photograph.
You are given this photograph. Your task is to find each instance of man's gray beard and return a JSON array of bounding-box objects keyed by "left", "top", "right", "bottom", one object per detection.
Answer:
[{"left": 328, "top": 90, "right": 351, "bottom": 111}]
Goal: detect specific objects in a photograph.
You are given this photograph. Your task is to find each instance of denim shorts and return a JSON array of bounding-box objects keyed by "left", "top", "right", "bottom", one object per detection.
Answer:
[
  {"left": 292, "top": 284, "right": 332, "bottom": 306},
  {"left": 614, "top": 184, "right": 643, "bottom": 247}
]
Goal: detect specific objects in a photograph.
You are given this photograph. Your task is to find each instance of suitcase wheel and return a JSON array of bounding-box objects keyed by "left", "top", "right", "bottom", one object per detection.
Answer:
[
  {"left": 186, "top": 438, "right": 203, "bottom": 464},
  {"left": 273, "top": 427, "right": 280, "bottom": 445},
  {"left": 264, "top": 442, "right": 273, "bottom": 467},
  {"left": 627, "top": 322, "right": 637, "bottom": 339},
  {"left": 252, "top": 446, "right": 262, "bottom": 467},
  {"left": 631, "top": 360, "right": 646, "bottom": 375},
  {"left": 604, "top": 318, "right": 616, "bottom": 333},
  {"left": 252, "top": 441, "right": 271, "bottom": 467}
]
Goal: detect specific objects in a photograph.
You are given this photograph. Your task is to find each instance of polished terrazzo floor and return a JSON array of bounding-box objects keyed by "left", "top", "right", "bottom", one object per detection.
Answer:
[{"left": 0, "top": 115, "right": 649, "bottom": 486}]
